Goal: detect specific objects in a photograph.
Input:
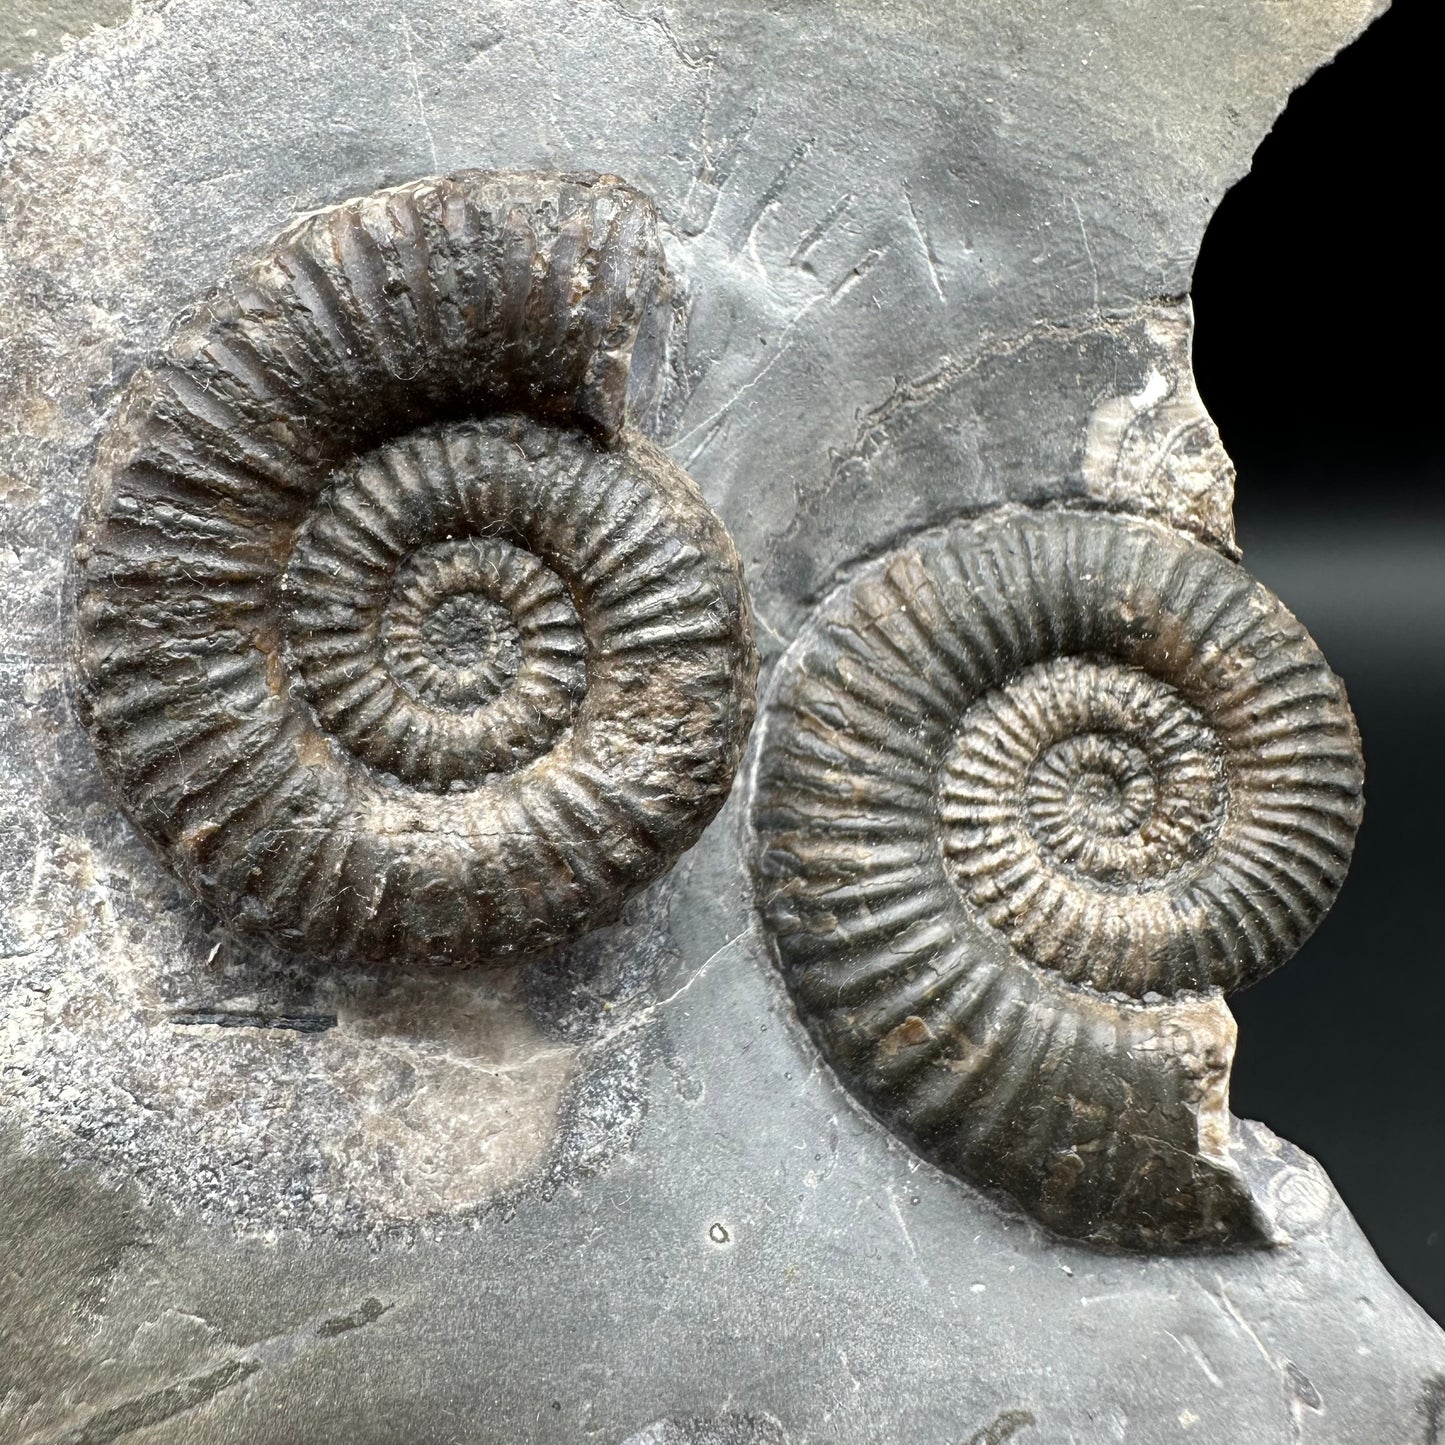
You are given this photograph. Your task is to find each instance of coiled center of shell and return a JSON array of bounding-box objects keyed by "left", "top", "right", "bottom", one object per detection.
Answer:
[
  {"left": 940, "top": 657, "right": 1229, "bottom": 992},
  {"left": 279, "top": 434, "right": 591, "bottom": 793},
  {"left": 421, "top": 592, "right": 520, "bottom": 686},
  {"left": 381, "top": 538, "right": 581, "bottom": 718},
  {"left": 1028, "top": 732, "right": 1156, "bottom": 840},
  {"left": 403, "top": 589, "right": 522, "bottom": 701}
]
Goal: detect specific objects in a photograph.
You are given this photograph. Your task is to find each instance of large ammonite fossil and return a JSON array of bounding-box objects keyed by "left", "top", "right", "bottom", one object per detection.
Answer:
[
  {"left": 73, "top": 171, "right": 757, "bottom": 964},
  {"left": 749, "top": 506, "right": 1364, "bottom": 1250}
]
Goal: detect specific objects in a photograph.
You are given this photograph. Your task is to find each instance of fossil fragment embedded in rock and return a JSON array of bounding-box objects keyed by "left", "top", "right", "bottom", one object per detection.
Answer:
[
  {"left": 71, "top": 171, "right": 758, "bottom": 964},
  {"left": 749, "top": 506, "right": 1364, "bottom": 1249}
]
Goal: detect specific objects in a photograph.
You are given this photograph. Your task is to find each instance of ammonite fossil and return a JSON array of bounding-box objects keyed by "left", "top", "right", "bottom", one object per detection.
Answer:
[
  {"left": 750, "top": 506, "right": 1364, "bottom": 1250},
  {"left": 73, "top": 171, "right": 757, "bottom": 964}
]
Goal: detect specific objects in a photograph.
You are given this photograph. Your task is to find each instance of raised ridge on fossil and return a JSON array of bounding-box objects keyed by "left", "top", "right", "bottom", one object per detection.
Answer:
[
  {"left": 749, "top": 506, "right": 1364, "bottom": 1249},
  {"left": 72, "top": 171, "right": 757, "bottom": 964}
]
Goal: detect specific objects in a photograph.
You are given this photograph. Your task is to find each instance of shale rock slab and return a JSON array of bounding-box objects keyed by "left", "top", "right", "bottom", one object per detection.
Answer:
[{"left": 2, "top": 1, "right": 1441, "bottom": 1442}]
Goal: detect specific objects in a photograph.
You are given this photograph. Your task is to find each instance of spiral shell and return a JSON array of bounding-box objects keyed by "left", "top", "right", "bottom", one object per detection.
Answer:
[
  {"left": 750, "top": 507, "right": 1363, "bottom": 1249},
  {"left": 73, "top": 171, "right": 757, "bottom": 964}
]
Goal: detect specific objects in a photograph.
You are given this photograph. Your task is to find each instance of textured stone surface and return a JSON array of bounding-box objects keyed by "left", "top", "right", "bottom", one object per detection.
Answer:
[
  {"left": 0, "top": 0, "right": 131, "bottom": 73},
  {"left": 2, "top": 0, "right": 1442, "bottom": 1442}
]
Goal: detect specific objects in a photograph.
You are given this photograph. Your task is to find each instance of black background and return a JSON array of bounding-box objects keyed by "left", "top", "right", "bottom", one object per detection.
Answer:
[{"left": 1192, "top": 0, "right": 1442, "bottom": 1323}]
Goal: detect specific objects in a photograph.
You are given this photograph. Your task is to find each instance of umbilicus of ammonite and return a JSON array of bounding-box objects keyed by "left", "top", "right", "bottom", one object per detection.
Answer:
[
  {"left": 72, "top": 171, "right": 759, "bottom": 965},
  {"left": 749, "top": 506, "right": 1364, "bottom": 1250}
]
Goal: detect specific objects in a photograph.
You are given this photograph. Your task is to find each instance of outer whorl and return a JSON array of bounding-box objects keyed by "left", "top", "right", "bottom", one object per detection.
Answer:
[
  {"left": 749, "top": 506, "right": 1363, "bottom": 1250},
  {"left": 73, "top": 171, "right": 758, "bottom": 964}
]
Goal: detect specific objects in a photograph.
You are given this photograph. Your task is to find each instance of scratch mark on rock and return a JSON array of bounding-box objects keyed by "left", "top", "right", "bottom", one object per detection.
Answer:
[
  {"left": 1213, "top": 1279, "right": 1317, "bottom": 1443},
  {"left": 1165, "top": 1330, "right": 1224, "bottom": 1388},
  {"left": 170, "top": 1008, "right": 338, "bottom": 1033},
  {"left": 1214, "top": 1279, "right": 1274, "bottom": 1367},
  {"left": 36, "top": 1360, "right": 259, "bottom": 1445},
  {"left": 827, "top": 247, "right": 884, "bottom": 304},
  {"left": 679, "top": 82, "right": 755, "bottom": 238},
  {"left": 749, "top": 606, "right": 789, "bottom": 655},
  {"left": 1072, "top": 194, "right": 1101, "bottom": 319},
  {"left": 791, "top": 192, "right": 854, "bottom": 269},
  {"left": 603, "top": 930, "right": 747, "bottom": 1037},
  {"left": 902, "top": 185, "right": 946, "bottom": 302},
  {"left": 736, "top": 139, "right": 814, "bottom": 259},
  {"left": 673, "top": 243, "right": 882, "bottom": 453},
  {"left": 673, "top": 345, "right": 795, "bottom": 453},
  {"left": 602, "top": 0, "right": 711, "bottom": 71},
  {"left": 965, "top": 1408, "right": 1037, "bottom": 1444},
  {"left": 886, "top": 1186, "right": 918, "bottom": 1259},
  {"left": 682, "top": 412, "right": 730, "bottom": 468},
  {"left": 880, "top": 1181, "right": 933, "bottom": 1293},
  {"left": 1284, "top": 1361, "right": 1322, "bottom": 1412},
  {"left": 398, "top": 7, "right": 439, "bottom": 169},
  {"left": 519, "top": 929, "right": 750, "bottom": 1072},
  {"left": 679, "top": 56, "right": 718, "bottom": 225}
]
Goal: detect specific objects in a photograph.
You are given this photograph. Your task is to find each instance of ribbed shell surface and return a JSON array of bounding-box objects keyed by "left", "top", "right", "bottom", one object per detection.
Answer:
[
  {"left": 72, "top": 172, "right": 758, "bottom": 963},
  {"left": 749, "top": 506, "right": 1364, "bottom": 1248}
]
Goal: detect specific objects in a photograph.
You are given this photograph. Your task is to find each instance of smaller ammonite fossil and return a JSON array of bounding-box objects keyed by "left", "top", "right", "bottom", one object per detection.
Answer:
[
  {"left": 749, "top": 506, "right": 1364, "bottom": 1250},
  {"left": 72, "top": 171, "right": 757, "bottom": 964}
]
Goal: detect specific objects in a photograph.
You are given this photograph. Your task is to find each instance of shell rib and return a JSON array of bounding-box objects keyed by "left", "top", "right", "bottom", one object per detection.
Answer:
[
  {"left": 73, "top": 172, "right": 757, "bottom": 964},
  {"left": 749, "top": 506, "right": 1363, "bottom": 1249}
]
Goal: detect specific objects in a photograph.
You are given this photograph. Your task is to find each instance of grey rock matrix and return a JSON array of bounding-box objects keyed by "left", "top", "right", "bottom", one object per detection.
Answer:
[{"left": 1, "top": 1, "right": 1440, "bottom": 1443}]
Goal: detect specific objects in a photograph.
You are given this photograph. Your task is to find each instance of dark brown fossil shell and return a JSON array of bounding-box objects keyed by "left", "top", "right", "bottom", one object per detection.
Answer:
[
  {"left": 73, "top": 171, "right": 757, "bottom": 964},
  {"left": 749, "top": 506, "right": 1363, "bottom": 1250}
]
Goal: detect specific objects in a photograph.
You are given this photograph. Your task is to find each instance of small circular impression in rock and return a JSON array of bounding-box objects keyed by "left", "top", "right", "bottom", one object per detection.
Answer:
[{"left": 71, "top": 171, "right": 758, "bottom": 965}]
